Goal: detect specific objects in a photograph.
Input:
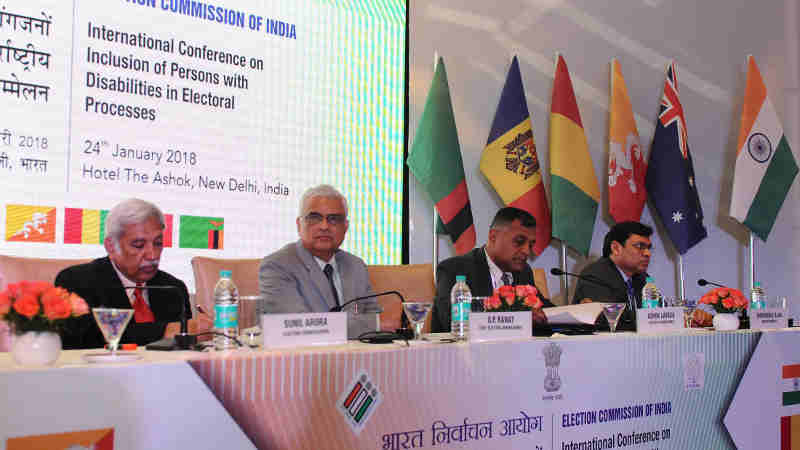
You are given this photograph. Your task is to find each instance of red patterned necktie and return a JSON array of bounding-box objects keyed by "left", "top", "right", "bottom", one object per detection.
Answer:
[{"left": 133, "top": 284, "right": 155, "bottom": 323}]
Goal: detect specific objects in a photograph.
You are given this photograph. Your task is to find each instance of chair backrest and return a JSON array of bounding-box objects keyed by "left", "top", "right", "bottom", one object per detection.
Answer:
[
  {"left": 0, "top": 254, "right": 93, "bottom": 290},
  {"left": 532, "top": 268, "right": 550, "bottom": 300},
  {"left": 191, "top": 257, "right": 262, "bottom": 313},
  {"left": 367, "top": 264, "right": 435, "bottom": 332}
]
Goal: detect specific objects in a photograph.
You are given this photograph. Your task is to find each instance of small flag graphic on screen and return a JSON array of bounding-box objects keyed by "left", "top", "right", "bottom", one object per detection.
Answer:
[
  {"left": 179, "top": 216, "right": 223, "bottom": 249},
  {"left": 337, "top": 371, "right": 381, "bottom": 433},
  {"left": 65, "top": 209, "right": 173, "bottom": 247},
  {"left": 5, "top": 205, "right": 56, "bottom": 243},
  {"left": 64, "top": 208, "right": 109, "bottom": 244},
  {"left": 781, "top": 415, "right": 800, "bottom": 449},
  {"left": 783, "top": 364, "right": 800, "bottom": 406},
  {"left": 7, "top": 427, "right": 113, "bottom": 450}
]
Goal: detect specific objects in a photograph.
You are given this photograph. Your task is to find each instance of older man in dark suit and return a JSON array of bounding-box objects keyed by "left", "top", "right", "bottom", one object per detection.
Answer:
[
  {"left": 431, "top": 207, "right": 553, "bottom": 333},
  {"left": 56, "top": 198, "right": 212, "bottom": 349}
]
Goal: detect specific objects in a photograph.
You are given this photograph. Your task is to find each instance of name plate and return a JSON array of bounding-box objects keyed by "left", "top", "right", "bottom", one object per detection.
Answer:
[
  {"left": 262, "top": 312, "right": 347, "bottom": 348},
  {"left": 636, "top": 307, "right": 684, "bottom": 333},
  {"left": 470, "top": 311, "right": 531, "bottom": 342},
  {"left": 750, "top": 308, "right": 788, "bottom": 329}
]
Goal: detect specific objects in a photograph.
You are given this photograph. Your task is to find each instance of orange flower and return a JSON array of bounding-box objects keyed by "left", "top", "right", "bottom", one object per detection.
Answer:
[
  {"left": 13, "top": 293, "right": 40, "bottom": 319},
  {"left": 69, "top": 293, "right": 89, "bottom": 316},
  {"left": 523, "top": 294, "right": 542, "bottom": 309},
  {"left": 5, "top": 283, "right": 21, "bottom": 298},
  {"left": 484, "top": 295, "right": 502, "bottom": 310},
  {"left": 0, "top": 291, "right": 10, "bottom": 315},
  {"left": 21, "top": 280, "right": 52, "bottom": 297},
  {"left": 722, "top": 297, "right": 734, "bottom": 309},
  {"left": 42, "top": 287, "right": 72, "bottom": 320}
]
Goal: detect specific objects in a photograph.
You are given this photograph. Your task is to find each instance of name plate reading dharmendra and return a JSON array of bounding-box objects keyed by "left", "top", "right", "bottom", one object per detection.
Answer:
[
  {"left": 262, "top": 312, "right": 347, "bottom": 348},
  {"left": 470, "top": 311, "right": 531, "bottom": 342}
]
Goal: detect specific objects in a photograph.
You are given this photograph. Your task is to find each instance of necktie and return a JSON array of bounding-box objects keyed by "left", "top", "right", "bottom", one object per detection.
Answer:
[
  {"left": 323, "top": 264, "right": 341, "bottom": 307},
  {"left": 133, "top": 283, "right": 155, "bottom": 323},
  {"left": 625, "top": 278, "right": 636, "bottom": 313},
  {"left": 501, "top": 273, "right": 513, "bottom": 286}
]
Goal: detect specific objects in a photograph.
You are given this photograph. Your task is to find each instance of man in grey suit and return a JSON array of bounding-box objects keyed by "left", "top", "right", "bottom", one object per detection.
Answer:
[{"left": 259, "top": 184, "right": 377, "bottom": 338}]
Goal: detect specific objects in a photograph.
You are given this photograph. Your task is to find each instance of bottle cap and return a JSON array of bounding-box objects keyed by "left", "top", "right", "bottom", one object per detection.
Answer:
[
  {"left": 456, "top": 275, "right": 466, "bottom": 281},
  {"left": 754, "top": 281, "right": 762, "bottom": 288},
  {"left": 646, "top": 276, "right": 654, "bottom": 283},
  {"left": 220, "top": 270, "right": 232, "bottom": 278}
]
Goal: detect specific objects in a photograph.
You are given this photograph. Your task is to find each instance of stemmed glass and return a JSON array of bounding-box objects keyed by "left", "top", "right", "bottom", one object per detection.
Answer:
[
  {"left": 92, "top": 308, "right": 134, "bottom": 355},
  {"left": 602, "top": 303, "right": 626, "bottom": 333},
  {"left": 402, "top": 302, "right": 433, "bottom": 340}
]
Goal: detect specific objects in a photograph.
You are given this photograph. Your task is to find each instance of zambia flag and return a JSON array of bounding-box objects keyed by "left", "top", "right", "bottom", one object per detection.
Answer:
[
  {"left": 480, "top": 56, "right": 551, "bottom": 256},
  {"left": 407, "top": 57, "right": 476, "bottom": 255},
  {"left": 730, "top": 55, "right": 798, "bottom": 241},
  {"left": 5, "top": 204, "right": 56, "bottom": 243},
  {"left": 549, "top": 54, "right": 600, "bottom": 256},
  {"left": 180, "top": 215, "right": 223, "bottom": 249}
]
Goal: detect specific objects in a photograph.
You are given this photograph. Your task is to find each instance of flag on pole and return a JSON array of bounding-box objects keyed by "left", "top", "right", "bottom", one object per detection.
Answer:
[
  {"left": 480, "top": 56, "right": 551, "bottom": 256},
  {"left": 407, "top": 57, "right": 476, "bottom": 255},
  {"left": 5, "top": 204, "right": 56, "bottom": 243},
  {"left": 608, "top": 59, "right": 647, "bottom": 223},
  {"left": 645, "top": 61, "right": 707, "bottom": 254},
  {"left": 730, "top": 55, "right": 798, "bottom": 241},
  {"left": 179, "top": 216, "right": 224, "bottom": 249},
  {"left": 549, "top": 54, "right": 600, "bottom": 256}
]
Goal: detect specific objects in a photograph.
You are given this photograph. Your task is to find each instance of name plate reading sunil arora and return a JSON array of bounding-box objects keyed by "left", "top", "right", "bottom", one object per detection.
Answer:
[{"left": 262, "top": 312, "right": 347, "bottom": 348}]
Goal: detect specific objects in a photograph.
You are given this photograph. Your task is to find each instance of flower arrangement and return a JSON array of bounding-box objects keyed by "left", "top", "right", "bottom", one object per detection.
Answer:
[
  {"left": 483, "top": 285, "right": 543, "bottom": 312},
  {"left": 699, "top": 287, "right": 749, "bottom": 314},
  {"left": 0, "top": 281, "right": 89, "bottom": 333}
]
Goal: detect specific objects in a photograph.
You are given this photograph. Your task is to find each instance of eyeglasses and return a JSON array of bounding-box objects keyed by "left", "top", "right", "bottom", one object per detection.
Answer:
[
  {"left": 630, "top": 242, "right": 653, "bottom": 251},
  {"left": 303, "top": 212, "right": 347, "bottom": 226}
]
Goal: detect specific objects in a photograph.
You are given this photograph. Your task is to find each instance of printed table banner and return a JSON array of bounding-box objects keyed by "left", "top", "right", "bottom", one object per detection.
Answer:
[{"left": 188, "top": 329, "right": 788, "bottom": 449}]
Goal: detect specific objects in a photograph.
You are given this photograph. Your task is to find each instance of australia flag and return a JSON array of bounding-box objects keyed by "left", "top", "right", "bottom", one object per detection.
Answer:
[{"left": 645, "top": 61, "right": 707, "bottom": 255}]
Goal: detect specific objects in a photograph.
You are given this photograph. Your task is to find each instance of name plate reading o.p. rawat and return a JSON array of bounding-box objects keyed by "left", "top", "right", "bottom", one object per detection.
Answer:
[
  {"left": 750, "top": 308, "right": 788, "bottom": 330},
  {"left": 262, "top": 312, "right": 347, "bottom": 348},
  {"left": 470, "top": 311, "right": 531, "bottom": 342},
  {"left": 636, "top": 307, "right": 684, "bottom": 333}
]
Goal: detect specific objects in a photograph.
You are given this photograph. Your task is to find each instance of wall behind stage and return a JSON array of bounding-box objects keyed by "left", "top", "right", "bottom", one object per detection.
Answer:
[{"left": 408, "top": 0, "right": 800, "bottom": 308}]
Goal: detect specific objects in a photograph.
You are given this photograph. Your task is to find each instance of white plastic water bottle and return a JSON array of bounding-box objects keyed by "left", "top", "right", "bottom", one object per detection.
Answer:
[
  {"left": 750, "top": 282, "right": 766, "bottom": 310},
  {"left": 450, "top": 275, "right": 471, "bottom": 341},
  {"left": 641, "top": 277, "right": 661, "bottom": 309},
  {"left": 213, "top": 270, "right": 239, "bottom": 350}
]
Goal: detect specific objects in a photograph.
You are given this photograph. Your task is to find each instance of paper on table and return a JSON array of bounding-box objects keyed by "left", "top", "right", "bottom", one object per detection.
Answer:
[{"left": 543, "top": 303, "right": 607, "bottom": 325}]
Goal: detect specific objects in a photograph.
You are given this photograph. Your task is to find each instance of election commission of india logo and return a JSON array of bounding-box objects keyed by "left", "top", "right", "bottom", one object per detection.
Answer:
[
  {"left": 337, "top": 371, "right": 382, "bottom": 434},
  {"left": 543, "top": 342, "right": 563, "bottom": 392}
]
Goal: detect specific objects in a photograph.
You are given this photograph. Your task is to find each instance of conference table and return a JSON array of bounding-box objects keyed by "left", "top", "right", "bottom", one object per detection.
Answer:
[{"left": 1, "top": 327, "right": 798, "bottom": 449}]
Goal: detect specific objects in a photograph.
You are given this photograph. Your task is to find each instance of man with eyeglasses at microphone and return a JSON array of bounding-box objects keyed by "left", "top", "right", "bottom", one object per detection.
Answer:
[
  {"left": 259, "top": 184, "right": 377, "bottom": 339},
  {"left": 572, "top": 221, "right": 653, "bottom": 330},
  {"left": 55, "top": 198, "right": 212, "bottom": 349}
]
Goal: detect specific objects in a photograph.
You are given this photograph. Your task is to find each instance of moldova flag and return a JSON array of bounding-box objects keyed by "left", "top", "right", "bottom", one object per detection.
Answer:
[
  {"left": 5, "top": 204, "right": 56, "bottom": 243},
  {"left": 549, "top": 54, "right": 600, "bottom": 256},
  {"left": 480, "top": 56, "right": 551, "bottom": 256},
  {"left": 407, "top": 57, "right": 476, "bottom": 255},
  {"left": 179, "top": 215, "right": 223, "bottom": 249},
  {"left": 608, "top": 59, "right": 647, "bottom": 223},
  {"left": 645, "top": 61, "right": 707, "bottom": 254},
  {"left": 730, "top": 55, "right": 798, "bottom": 241}
]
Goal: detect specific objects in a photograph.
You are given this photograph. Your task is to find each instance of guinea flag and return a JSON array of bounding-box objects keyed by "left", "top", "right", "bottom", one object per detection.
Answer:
[
  {"left": 730, "top": 55, "right": 798, "bottom": 241},
  {"left": 549, "top": 54, "right": 600, "bottom": 256},
  {"left": 179, "top": 215, "right": 223, "bottom": 249},
  {"left": 480, "top": 56, "right": 551, "bottom": 256},
  {"left": 407, "top": 57, "right": 476, "bottom": 255}
]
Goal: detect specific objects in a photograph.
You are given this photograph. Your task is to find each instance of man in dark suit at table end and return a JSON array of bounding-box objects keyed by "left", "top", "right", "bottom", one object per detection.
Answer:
[
  {"left": 55, "top": 198, "right": 211, "bottom": 349},
  {"left": 431, "top": 207, "right": 553, "bottom": 333},
  {"left": 571, "top": 221, "right": 652, "bottom": 330},
  {"left": 258, "top": 184, "right": 377, "bottom": 338}
]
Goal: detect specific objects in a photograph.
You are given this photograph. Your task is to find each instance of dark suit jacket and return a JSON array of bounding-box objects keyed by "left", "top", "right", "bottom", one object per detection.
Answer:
[
  {"left": 432, "top": 247, "right": 553, "bottom": 333},
  {"left": 571, "top": 257, "right": 647, "bottom": 330},
  {"left": 55, "top": 257, "right": 191, "bottom": 349}
]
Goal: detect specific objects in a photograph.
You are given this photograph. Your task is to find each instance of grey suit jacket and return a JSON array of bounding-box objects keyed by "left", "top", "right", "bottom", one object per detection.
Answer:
[{"left": 259, "top": 240, "right": 376, "bottom": 338}]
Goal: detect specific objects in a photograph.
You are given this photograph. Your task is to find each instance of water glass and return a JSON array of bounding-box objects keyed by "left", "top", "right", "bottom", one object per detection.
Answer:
[
  {"left": 238, "top": 295, "right": 264, "bottom": 348},
  {"left": 471, "top": 296, "right": 488, "bottom": 312},
  {"left": 768, "top": 296, "right": 788, "bottom": 309}
]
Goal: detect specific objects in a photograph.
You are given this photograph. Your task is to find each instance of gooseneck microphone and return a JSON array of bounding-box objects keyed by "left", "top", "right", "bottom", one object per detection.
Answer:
[
  {"left": 329, "top": 290, "right": 405, "bottom": 312},
  {"left": 550, "top": 268, "right": 615, "bottom": 290},
  {"left": 123, "top": 285, "right": 196, "bottom": 350},
  {"left": 698, "top": 279, "right": 727, "bottom": 288}
]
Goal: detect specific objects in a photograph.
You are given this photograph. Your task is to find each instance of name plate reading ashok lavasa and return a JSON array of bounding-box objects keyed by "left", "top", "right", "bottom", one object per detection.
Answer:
[{"left": 262, "top": 312, "right": 347, "bottom": 348}]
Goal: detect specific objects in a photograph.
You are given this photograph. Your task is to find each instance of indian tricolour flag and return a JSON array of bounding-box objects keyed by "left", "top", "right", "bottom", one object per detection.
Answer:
[
  {"left": 782, "top": 364, "right": 800, "bottom": 449},
  {"left": 729, "top": 55, "right": 799, "bottom": 241}
]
